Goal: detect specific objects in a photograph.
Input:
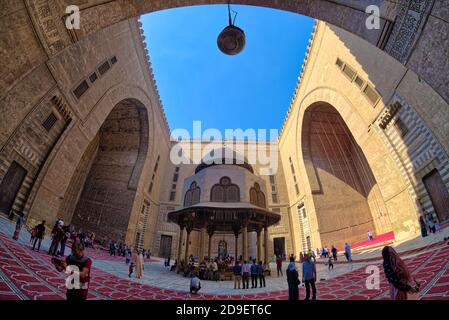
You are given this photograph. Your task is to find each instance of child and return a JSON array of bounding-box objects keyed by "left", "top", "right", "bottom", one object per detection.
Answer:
[
  {"left": 128, "top": 261, "right": 135, "bottom": 277},
  {"left": 327, "top": 256, "right": 334, "bottom": 270}
]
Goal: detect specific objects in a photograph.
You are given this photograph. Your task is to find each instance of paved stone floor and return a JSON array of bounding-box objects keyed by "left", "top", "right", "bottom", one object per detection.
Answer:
[{"left": 1, "top": 216, "right": 448, "bottom": 300}]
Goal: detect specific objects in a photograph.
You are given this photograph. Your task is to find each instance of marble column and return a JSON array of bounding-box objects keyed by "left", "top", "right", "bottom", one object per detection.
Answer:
[
  {"left": 264, "top": 225, "right": 269, "bottom": 263},
  {"left": 256, "top": 228, "right": 262, "bottom": 262},
  {"left": 184, "top": 228, "right": 191, "bottom": 263},
  {"left": 234, "top": 233, "right": 239, "bottom": 260},
  {"left": 199, "top": 226, "right": 206, "bottom": 261},
  {"left": 242, "top": 220, "right": 248, "bottom": 261},
  {"left": 177, "top": 225, "right": 184, "bottom": 264},
  {"left": 207, "top": 227, "right": 214, "bottom": 260}
]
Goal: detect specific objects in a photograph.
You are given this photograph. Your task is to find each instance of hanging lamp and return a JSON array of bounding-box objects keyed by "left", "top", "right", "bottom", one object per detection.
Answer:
[{"left": 217, "top": 1, "right": 245, "bottom": 55}]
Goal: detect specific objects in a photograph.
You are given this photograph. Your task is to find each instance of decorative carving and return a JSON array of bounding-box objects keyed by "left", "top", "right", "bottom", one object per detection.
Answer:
[
  {"left": 26, "top": 0, "right": 71, "bottom": 56},
  {"left": 384, "top": 0, "right": 435, "bottom": 64}
]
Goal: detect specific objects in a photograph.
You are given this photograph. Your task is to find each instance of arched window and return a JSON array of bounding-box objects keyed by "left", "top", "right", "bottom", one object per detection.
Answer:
[
  {"left": 184, "top": 182, "right": 201, "bottom": 207},
  {"left": 250, "top": 182, "right": 266, "bottom": 208},
  {"left": 210, "top": 177, "right": 240, "bottom": 202}
]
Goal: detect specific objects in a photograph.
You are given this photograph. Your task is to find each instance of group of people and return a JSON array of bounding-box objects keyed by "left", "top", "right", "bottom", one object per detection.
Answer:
[
  {"left": 127, "top": 250, "right": 145, "bottom": 279},
  {"left": 29, "top": 218, "right": 96, "bottom": 258},
  {"left": 285, "top": 253, "right": 317, "bottom": 300},
  {"left": 419, "top": 213, "right": 439, "bottom": 237},
  {"left": 233, "top": 260, "right": 268, "bottom": 289}
]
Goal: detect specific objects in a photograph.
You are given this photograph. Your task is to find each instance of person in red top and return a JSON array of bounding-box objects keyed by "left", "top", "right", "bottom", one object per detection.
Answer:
[
  {"left": 53, "top": 241, "right": 92, "bottom": 300},
  {"left": 276, "top": 255, "right": 283, "bottom": 277}
]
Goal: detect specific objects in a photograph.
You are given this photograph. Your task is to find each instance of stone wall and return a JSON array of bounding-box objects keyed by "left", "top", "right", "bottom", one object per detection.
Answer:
[{"left": 279, "top": 20, "right": 449, "bottom": 251}]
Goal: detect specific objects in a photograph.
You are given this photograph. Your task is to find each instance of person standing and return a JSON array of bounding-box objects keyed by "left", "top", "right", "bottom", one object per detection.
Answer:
[
  {"left": 58, "top": 225, "right": 70, "bottom": 257},
  {"left": 233, "top": 260, "right": 242, "bottom": 289},
  {"left": 53, "top": 241, "right": 92, "bottom": 300},
  {"left": 299, "top": 252, "right": 304, "bottom": 263},
  {"left": 419, "top": 216, "right": 428, "bottom": 237},
  {"left": 128, "top": 260, "right": 135, "bottom": 277},
  {"left": 12, "top": 213, "right": 24, "bottom": 241},
  {"left": 327, "top": 255, "right": 334, "bottom": 270},
  {"left": 212, "top": 259, "right": 219, "bottom": 281},
  {"left": 32, "top": 220, "right": 46, "bottom": 252},
  {"left": 135, "top": 251, "right": 144, "bottom": 279},
  {"left": 344, "top": 243, "right": 352, "bottom": 262},
  {"left": 257, "top": 261, "right": 266, "bottom": 288},
  {"left": 242, "top": 260, "right": 250, "bottom": 289},
  {"left": 250, "top": 260, "right": 258, "bottom": 288},
  {"left": 368, "top": 230, "right": 374, "bottom": 241},
  {"left": 199, "top": 260, "right": 206, "bottom": 279},
  {"left": 302, "top": 253, "right": 317, "bottom": 300},
  {"left": 427, "top": 214, "right": 436, "bottom": 234},
  {"left": 276, "top": 255, "right": 283, "bottom": 277},
  {"left": 49, "top": 221, "right": 64, "bottom": 256},
  {"left": 331, "top": 246, "right": 337, "bottom": 261},
  {"left": 30, "top": 225, "right": 37, "bottom": 244},
  {"left": 125, "top": 249, "right": 131, "bottom": 265},
  {"left": 286, "top": 257, "right": 300, "bottom": 300},
  {"left": 382, "top": 246, "right": 420, "bottom": 300},
  {"left": 109, "top": 241, "right": 115, "bottom": 256}
]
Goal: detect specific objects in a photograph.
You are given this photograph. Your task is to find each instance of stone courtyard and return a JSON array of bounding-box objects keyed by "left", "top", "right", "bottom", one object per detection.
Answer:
[
  {"left": 1, "top": 216, "right": 448, "bottom": 300},
  {"left": 1, "top": 1, "right": 449, "bottom": 302}
]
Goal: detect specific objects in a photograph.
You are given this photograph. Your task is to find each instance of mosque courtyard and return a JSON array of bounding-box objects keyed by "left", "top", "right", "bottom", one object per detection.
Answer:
[{"left": 1, "top": 216, "right": 448, "bottom": 300}]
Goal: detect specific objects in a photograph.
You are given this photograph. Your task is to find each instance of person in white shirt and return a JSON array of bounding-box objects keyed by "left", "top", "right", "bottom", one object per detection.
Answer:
[{"left": 368, "top": 230, "right": 373, "bottom": 241}]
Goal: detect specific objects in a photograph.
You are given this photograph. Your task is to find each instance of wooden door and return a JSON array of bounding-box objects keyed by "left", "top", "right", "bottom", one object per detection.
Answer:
[
  {"left": 159, "top": 235, "right": 173, "bottom": 258},
  {"left": 422, "top": 169, "right": 449, "bottom": 222},
  {"left": 0, "top": 161, "right": 27, "bottom": 215}
]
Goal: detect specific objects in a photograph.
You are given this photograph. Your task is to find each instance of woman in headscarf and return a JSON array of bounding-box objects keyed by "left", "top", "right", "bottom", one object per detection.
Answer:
[
  {"left": 419, "top": 215, "right": 428, "bottom": 237},
  {"left": 382, "top": 246, "right": 420, "bottom": 300},
  {"left": 12, "top": 212, "right": 24, "bottom": 241},
  {"left": 286, "top": 257, "right": 300, "bottom": 300},
  {"left": 135, "top": 250, "right": 144, "bottom": 279}
]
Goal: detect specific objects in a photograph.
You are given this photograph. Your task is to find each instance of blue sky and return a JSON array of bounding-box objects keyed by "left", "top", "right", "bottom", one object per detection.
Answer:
[{"left": 140, "top": 5, "right": 315, "bottom": 139}]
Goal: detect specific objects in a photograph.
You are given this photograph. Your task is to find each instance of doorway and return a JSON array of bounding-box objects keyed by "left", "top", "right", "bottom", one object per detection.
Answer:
[
  {"left": 159, "top": 235, "right": 173, "bottom": 258},
  {"left": 0, "top": 161, "right": 27, "bottom": 216},
  {"left": 423, "top": 169, "right": 449, "bottom": 222},
  {"left": 273, "top": 237, "right": 285, "bottom": 257}
]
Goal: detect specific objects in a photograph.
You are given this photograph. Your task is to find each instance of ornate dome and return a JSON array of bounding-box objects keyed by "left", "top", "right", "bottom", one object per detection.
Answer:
[{"left": 194, "top": 148, "right": 254, "bottom": 174}]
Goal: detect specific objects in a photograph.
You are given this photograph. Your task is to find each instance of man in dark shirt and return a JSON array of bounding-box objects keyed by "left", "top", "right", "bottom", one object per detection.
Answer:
[
  {"left": 49, "top": 222, "right": 64, "bottom": 256},
  {"left": 257, "top": 261, "right": 266, "bottom": 287},
  {"left": 233, "top": 260, "right": 242, "bottom": 289},
  {"left": 53, "top": 241, "right": 92, "bottom": 300},
  {"left": 250, "top": 260, "right": 258, "bottom": 288},
  {"left": 32, "top": 220, "right": 46, "bottom": 252}
]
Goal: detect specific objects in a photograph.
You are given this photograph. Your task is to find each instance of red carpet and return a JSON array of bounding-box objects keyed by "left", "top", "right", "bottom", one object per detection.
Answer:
[{"left": 1, "top": 231, "right": 448, "bottom": 300}]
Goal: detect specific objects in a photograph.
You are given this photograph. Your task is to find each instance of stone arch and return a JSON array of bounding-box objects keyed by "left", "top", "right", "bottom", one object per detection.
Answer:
[
  {"left": 25, "top": 0, "right": 443, "bottom": 102},
  {"left": 249, "top": 182, "right": 266, "bottom": 208},
  {"left": 38, "top": 1, "right": 399, "bottom": 59},
  {"left": 300, "top": 102, "right": 382, "bottom": 247},
  {"left": 26, "top": 84, "right": 157, "bottom": 232},
  {"left": 184, "top": 181, "right": 201, "bottom": 207},
  {"left": 68, "top": 98, "right": 150, "bottom": 241},
  {"left": 294, "top": 87, "right": 418, "bottom": 246},
  {"left": 210, "top": 177, "right": 240, "bottom": 202}
]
